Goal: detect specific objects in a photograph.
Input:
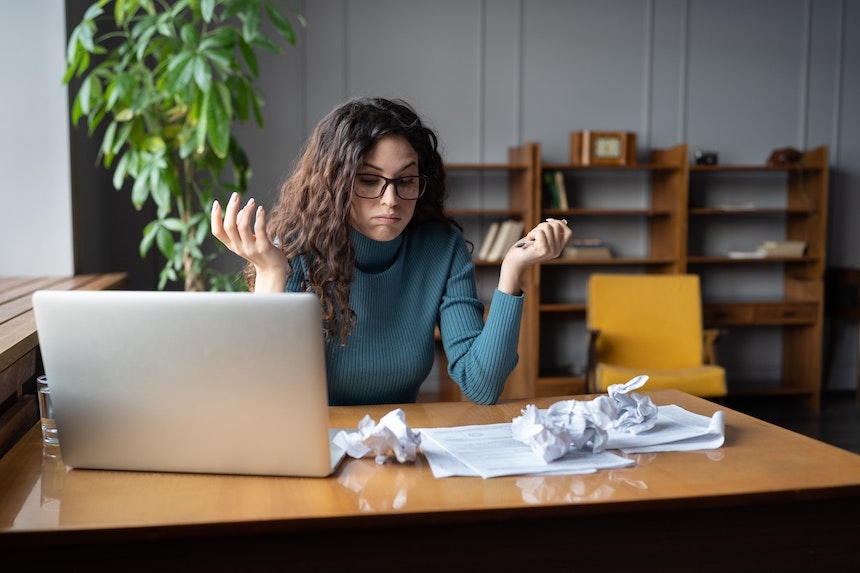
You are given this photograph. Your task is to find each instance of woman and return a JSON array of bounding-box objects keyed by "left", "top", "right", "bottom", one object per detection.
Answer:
[{"left": 212, "top": 97, "right": 571, "bottom": 405}]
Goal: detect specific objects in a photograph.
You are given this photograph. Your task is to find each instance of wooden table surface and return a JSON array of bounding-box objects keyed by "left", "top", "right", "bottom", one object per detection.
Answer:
[{"left": 1, "top": 389, "right": 859, "bottom": 571}]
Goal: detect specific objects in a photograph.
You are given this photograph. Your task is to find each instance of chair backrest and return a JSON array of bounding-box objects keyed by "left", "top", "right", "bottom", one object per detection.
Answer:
[{"left": 587, "top": 274, "right": 704, "bottom": 369}]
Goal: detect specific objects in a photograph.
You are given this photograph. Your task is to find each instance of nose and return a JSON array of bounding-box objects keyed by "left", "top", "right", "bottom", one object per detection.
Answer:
[{"left": 379, "top": 181, "right": 400, "bottom": 205}]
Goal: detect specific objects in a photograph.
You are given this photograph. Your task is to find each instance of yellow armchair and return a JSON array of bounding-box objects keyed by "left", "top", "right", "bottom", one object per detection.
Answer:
[{"left": 585, "top": 273, "right": 727, "bottom": 398}]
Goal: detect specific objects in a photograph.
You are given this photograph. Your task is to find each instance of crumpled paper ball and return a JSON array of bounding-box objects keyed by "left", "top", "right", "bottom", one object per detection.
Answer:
[
  {"left": 511, "top": 375, "right": 657, "bottom": 461},
  {"left": 334, "top": 408, "right": 422, "bottom": 464}
]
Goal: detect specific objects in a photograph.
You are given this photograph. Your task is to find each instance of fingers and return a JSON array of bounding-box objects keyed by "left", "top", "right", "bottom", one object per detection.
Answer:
[
  {"left": 544, "top": 218, "right": 572, "bottom": 252},
  {"left": 253, "top": 201, "right": 268, "bottom": 238},
  {"left": 523, "top": 218, "right": 570, "bottom": 255},
  {"left": 211, "top": 199, "right": 227, "bottom": 243},
  {"left": 236, "top": 197, "right": 257, "bottom": 245},
  {"left": 211, "top": 192, "right": 266, "bottom": 257}
]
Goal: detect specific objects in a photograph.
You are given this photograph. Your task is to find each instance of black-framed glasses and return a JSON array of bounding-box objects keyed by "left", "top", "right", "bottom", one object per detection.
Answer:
[{"left": 352, "top": 174, "right": 428, "bottom": 200}]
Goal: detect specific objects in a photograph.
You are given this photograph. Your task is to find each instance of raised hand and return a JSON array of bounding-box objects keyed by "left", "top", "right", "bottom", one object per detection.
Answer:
[
  {"left": 497, "top": 218, "right": 572, "bottom": 295},
  {"left": 211, "top": 192, "right": 288, "bottom": 292}
]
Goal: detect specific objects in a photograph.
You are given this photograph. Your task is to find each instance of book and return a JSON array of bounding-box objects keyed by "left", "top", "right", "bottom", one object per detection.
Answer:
[
  {"left": 553, "top": 171, "right": 569, "bottom": 210},
  {"left": 477, "top": 221, "right": 501, "bottom": 261},
  {"left": 563, "top": 238, "right": 612, "bottom": 260},
  {"left": 760, "top": 240, "right": 806, "bottom": 257},
  {"left": 563, "top": 246, "right": 612, "bottom": 260},
  {"left": 543, "top": 171, "right": 559, "bottom": 209},
  {"left": 486, "top": 220, "right": 524, "bottom": 261}
]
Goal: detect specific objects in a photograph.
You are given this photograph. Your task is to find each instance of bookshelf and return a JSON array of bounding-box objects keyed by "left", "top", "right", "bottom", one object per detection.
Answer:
[
  {"left": 436, "top": 143, "right": 828, "bottom": 411},
  {"left": 686, "top": 146, "right": 829, "bottom": 411}
]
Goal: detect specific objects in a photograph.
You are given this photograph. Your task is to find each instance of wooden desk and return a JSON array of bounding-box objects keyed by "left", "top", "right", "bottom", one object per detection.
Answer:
[
  {"left": 0, "top": 274, "right": 128, "bottom": 457},
  {"left": 1, "top": 389, "right": 859, "bottom": 571}
]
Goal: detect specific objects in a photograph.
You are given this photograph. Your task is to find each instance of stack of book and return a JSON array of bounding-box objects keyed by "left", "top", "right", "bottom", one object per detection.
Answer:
[
  {"left": 543, "top": 170, "right": 569, "bottom": 210},
  {"left": 562, "top": 238, "right": 612, "bottom": 260},
  {"left": 760, "top": 240, "right": 807, "bottom": 257},
  {"left": 728, "top": 240, "right": 807, "bottom": 259},
  {"left": 476, "top": 220, "right": 525, "bottom": 261}
]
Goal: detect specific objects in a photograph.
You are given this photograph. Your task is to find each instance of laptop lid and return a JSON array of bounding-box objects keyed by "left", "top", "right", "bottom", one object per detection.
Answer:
[{"left": 32, "top": 290, "right": 345, "bottom": 477}]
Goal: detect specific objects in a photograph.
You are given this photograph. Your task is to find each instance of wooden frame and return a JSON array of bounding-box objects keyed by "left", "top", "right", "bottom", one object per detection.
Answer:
[{"left": 570, "top": 130, "right": 637, "bottom": 166}]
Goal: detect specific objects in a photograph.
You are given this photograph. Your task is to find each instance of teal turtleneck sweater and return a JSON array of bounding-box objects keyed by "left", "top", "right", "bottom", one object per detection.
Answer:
[{"left": 286, "top": 223, "right": 523, "bottom": 406}]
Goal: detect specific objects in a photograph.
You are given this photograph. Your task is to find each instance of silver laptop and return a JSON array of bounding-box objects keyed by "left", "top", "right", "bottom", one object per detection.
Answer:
[{"left": 32, "top": 290, "right": 345, "bottom": 477}]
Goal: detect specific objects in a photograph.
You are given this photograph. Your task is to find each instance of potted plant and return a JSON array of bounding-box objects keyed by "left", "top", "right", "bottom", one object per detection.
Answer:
[{"left": 64, "top": 0, "right": 304, "bottom": 290}]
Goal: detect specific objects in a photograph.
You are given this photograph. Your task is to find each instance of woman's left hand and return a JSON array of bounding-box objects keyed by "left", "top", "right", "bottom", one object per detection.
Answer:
[{"left": 497, "top": 218, "right": 572, "bottom": 294}]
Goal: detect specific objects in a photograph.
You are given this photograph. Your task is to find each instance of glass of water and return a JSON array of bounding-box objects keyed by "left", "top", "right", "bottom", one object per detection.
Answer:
[{"left": 36, "top": 375, "right": 59, "bottom": 444}]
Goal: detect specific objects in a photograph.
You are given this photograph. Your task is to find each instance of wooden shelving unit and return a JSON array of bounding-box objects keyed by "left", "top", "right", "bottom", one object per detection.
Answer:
[
  {"left": 531, "top": 143, "right": 688, "bottom": 398},
  {"left": 687, "top": 146, "right": 829, "bottom": 411},
  {"left": 438, "top": 143, "right": 828, "bottom": 411}
]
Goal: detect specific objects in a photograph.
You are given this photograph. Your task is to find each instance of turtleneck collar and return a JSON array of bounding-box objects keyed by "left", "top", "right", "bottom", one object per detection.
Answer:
[{"left": 351, "top": 227, "right": 404, "bottom": 273}]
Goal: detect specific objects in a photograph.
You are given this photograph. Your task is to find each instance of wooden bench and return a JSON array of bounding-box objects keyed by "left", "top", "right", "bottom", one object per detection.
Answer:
[{"left": 0, "top": 273, "right": 128, "bottom": 457}]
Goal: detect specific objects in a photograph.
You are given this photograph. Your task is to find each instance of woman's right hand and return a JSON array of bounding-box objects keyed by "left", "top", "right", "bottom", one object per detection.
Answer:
[{"left": 211, "top": 192, "right": 288, "bottom": 292}]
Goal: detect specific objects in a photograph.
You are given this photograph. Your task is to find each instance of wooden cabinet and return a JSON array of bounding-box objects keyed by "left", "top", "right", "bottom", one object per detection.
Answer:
[
  {"left": 686, "top": 146, "right": 829, "bottom": 410},
  {"left": 438, "top": 143, "right": 828, "bottom": 411}
]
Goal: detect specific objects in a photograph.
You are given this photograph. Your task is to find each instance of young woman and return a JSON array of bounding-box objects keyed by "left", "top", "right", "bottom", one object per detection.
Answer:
[{"left": 212, "top": 97, "right": 571, "bottom": 405}]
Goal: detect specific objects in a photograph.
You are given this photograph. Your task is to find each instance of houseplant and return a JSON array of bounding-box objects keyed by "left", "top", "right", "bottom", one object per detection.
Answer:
[{"left": 64, "top": 0, "right": 304, "bottom": 290}]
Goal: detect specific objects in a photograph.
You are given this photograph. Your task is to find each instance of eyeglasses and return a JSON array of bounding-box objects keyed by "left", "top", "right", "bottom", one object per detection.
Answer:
[{"left": 352, "top": 174, "right": 428, "bottom": 200}]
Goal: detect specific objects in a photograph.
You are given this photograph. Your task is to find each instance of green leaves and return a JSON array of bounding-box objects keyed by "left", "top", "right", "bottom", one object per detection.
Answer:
[{"left": 63, "top": 0, "right": 304, "bottom": 291}]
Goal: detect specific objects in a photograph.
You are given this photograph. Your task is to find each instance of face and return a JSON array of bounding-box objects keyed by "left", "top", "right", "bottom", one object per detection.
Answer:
[{"left": 349, "top": 135, "right": 419, "bottom": 242}]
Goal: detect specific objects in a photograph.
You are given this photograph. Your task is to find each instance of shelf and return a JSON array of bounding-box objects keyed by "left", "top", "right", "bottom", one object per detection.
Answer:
[
  {"left": 446, "top": 208, "right": 524, "bottom": 217},
  {"left": 690, "top": 164, "right": 825, "bottom": 173},
  {"left": 689, "top": 207, "right": 814, "bottom": 216},
  {"left": 445, "top": 163, "right": 530, "bottom": 171},
  {"left": 543, "top": 163, "right": 680, "bottom": 172},
  {"left": 541, "top": 256, "right": 677, "bottom": 266},
  {"left": 545, "top": 208, "right": 674, "bottom": 217},
  {"left": 539, "top": 303, "right": 586, "bottom": 314},
  {"left": 473, "top": 259, "right": 504, "bottom": 267},
  {"left": 703, "top": 301, "right": 819, "bottom": 326},
  {"left": 687, "top": 255, "right": 820, "bottom": 264}
]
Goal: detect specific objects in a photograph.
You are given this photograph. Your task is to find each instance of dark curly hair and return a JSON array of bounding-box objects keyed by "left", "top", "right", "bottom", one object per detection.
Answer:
[{"left": 246, "top": 97, "right": 459, "bottom": 344}]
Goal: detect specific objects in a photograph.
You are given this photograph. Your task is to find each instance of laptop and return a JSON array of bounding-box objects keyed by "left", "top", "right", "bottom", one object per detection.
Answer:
[{"left": 32, "top": 290, "right": 346, "bottom": 477}]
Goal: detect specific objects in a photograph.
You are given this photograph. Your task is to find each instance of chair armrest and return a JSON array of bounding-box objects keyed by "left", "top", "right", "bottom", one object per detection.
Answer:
[
  {"left": 703, "top": 328, "right": 724, "bottom": 365},
  {"left": 585, "top": 328, "right": 601, "bottom": 393}
]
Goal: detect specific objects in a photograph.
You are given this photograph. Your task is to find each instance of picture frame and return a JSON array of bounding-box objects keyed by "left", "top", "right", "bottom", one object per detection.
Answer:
[{"left": 570, "top": 131, "right": 637, "bottom": 166}]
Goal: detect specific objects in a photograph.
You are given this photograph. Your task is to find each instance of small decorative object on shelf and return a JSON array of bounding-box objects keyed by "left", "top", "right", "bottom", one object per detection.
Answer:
[
  {"left": 570, "top": 130, "right": 637, "bottom": 166},
  {"left": 694, "top": 150, "right": 719, "bottom": 165},
  {"left": 765, "top": 147, "right": 802, "bottom": 167}
]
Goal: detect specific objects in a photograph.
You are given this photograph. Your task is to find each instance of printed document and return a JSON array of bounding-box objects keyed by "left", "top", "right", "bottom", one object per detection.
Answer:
[{"left": 418, "top": 405, "right": 724, "bottom": 479}]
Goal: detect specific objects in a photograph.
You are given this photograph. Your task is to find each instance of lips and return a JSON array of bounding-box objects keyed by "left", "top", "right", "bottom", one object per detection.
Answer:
[{"left": 373, "top": 214, "right": 400, "bottom": 223}]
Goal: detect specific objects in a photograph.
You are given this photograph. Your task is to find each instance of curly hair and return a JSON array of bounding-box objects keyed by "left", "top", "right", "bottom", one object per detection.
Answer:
[{"left": 245, "top": 97, "right": 458, "bottom": 345}]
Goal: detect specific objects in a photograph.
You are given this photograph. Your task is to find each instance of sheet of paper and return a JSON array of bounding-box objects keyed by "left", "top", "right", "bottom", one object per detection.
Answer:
[
  {"left": 419, "top": 423, "right": 635, "bottom": 479},
  {"left": 418, "top": 403, "right": 724, "bottom": 478},
  {"left": 607, "top": 406, "right": 725, "bottom": 453}
]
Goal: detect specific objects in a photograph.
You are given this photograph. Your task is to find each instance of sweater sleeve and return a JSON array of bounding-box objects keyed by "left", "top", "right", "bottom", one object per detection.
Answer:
[{"left": 439, "top": 239, "right": 523, "bottom": 405}]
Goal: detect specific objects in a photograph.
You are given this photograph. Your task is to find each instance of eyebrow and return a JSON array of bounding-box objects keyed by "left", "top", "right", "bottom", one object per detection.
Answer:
[{"left": 360, "top": 160, "right": 418, "bottom": 174}]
